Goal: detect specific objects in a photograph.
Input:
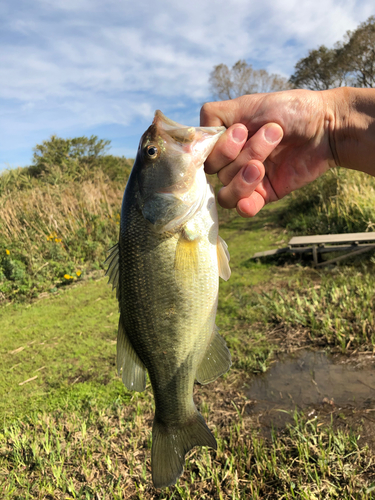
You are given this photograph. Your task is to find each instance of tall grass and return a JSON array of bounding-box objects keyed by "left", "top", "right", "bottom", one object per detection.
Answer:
[
  {"left": 0, "top": 155, "right": 132, "bottom": 303},
  {"left": 283, "top": 168, "right": 375, "bottom": 234}
]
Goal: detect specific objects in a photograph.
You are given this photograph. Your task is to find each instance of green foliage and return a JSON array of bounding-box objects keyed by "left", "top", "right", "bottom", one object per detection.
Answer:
[
  {"left": 343, "top": 15, "right": 375, "bottom": 88},
  {"left": 0, "top": 135, "right": 133, "bottom": 303},
  {"left": 290, "top": 15, "right": 375, "bottom": 89},
  {"left": 282, "top": 168, "right": 375, "bottom": 234},
  {"left": 30, "top": 134, "right": 110, "bottom": 177},
  {"left": 289, "top": 45, "right": 348, "bottom": 90},
  {"left": 0, "top": 137, "right": 132, "bottom": 196}
]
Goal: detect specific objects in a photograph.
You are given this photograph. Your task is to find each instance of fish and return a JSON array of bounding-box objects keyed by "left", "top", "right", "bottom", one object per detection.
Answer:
[{"left": 105, "top": 110, "right": 231, "bottom": 489}]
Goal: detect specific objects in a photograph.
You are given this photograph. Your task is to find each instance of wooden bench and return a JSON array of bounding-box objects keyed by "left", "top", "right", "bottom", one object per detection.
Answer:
[{"left": 252, "top": 232, "right": 375, "bottom": 267}]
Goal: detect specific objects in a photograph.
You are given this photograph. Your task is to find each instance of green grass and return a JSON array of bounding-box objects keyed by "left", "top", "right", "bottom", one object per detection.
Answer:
[
  {"left": 0, "top": 277, "right": 121, "bottom": 420},
  {"left": 1, "top": 399, "right": 373, "bottom": 499},
  {"left": 1, "top": 201, "right": 374, "bottom": 498},
  {"left": 282, "top": 167, "right": 375, "bottom": 234},
  {"left": 258, "top": 266, "right": 375, "bottom": 352},
  {"left": 1, "top": 144, "right": 375, "bottom": 498}
]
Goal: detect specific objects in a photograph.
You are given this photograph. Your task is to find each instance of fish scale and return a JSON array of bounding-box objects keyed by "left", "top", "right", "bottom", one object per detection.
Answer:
[{"left": 105, "top": 110, "right": 232, "bottom": 488}]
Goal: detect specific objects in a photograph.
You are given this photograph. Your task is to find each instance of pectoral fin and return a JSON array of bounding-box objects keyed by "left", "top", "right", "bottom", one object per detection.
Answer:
[
  {"left": 174, "top": 232, "right": 199, "bottom": 276},
  {"left": 196, "top": 326, "right": 232, "bottom": 385},
  {"left": 217, "top": 235, "right": 231, "bottom": 281},
  {"left": 117, "top": 316, "right": 147, "bottom": 392}
]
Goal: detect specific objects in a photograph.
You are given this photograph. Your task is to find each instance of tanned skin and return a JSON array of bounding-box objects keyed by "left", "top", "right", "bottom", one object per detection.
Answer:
[{"left": 200, "top": 88, "right": 375, "bottom": 217}]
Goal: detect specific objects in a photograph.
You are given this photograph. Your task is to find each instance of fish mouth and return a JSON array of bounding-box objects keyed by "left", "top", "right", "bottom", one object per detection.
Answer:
[{"left": 153, "top": 110, "right": 225, "bottom": 159}]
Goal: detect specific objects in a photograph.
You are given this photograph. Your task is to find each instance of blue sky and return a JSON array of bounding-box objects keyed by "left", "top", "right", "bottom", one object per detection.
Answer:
[{"left": 1, "top": 0, "right": 374, "bottom": 170}]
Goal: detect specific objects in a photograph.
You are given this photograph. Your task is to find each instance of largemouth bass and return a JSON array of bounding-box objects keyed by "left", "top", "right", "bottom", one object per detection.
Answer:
[{"left": 105, "top": 110, "right": 231, "bottom": 488}]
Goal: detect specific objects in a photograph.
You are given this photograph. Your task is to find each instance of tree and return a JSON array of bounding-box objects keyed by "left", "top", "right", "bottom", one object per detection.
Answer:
[
  {"left": 342, "top": 16, "right": 375, "bottom": 88},
  {"left": 30, "top": 135, "right": 111, "bottom": 177},
  {"left": 209, "top": 60, "right": 291, "bottom": 100},
  {"left": 290, "top": 16, "right": 375, "bottom": 90},
  {"left": 289, "top": 45, "right": 349, "bottom": 90}
]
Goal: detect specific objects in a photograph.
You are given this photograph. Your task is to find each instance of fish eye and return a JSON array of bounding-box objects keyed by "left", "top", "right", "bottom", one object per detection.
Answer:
[{"left": 146, "top": 145, "right": 158, "bottom": 159}]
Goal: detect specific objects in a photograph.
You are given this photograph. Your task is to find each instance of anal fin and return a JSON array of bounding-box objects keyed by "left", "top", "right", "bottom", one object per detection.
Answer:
[
  {"left": 196, "top": 326, "right": 231, "bottom": 385},
  {"left": 117, "top": 316, "right": 147, "bottom": 392}
]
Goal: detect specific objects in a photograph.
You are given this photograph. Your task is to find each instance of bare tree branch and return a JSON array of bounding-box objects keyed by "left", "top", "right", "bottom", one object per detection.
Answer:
[{"left": 209, "top": 60, "right": 291, "bottom": 100}]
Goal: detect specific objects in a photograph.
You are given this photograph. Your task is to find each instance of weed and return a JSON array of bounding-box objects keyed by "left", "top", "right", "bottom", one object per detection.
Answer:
[{"left": 258, "top": 267, "right": 375, "bottom": 352}]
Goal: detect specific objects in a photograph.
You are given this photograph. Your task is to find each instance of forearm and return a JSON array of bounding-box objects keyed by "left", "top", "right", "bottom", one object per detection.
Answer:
[{"left": 327, "top": 87, "right": 375, "bottom": 176}]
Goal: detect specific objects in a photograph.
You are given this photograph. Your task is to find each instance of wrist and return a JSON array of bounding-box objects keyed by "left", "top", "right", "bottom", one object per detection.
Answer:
[{"left": 325, "top": 87, "right": 375, "bottom": 175}]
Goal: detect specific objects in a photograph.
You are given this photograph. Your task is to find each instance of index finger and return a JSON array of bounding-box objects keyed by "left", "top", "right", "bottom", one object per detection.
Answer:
[
  {"left": 204, "top": 124, "right": 248, "bottom": 174},
  {"left": 200, "top": 100, "right": 239, "bottom": 127}
]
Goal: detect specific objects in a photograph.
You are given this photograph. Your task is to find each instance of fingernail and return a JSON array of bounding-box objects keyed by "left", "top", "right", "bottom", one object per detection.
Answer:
[
  {"left": 242, "top": 164, "right": 260, "bottom": 184},
  {"left": 237, "top": 205, "right": 247, "bottom": 216},
  {"left": 231, "top": 127, "right": 247, "bottom": 143},
  {"left": 264, "top": 124, "right": 282, "bottom": 144}
]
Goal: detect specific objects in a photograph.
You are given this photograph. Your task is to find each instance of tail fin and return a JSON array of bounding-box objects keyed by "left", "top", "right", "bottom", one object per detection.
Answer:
[{"left": 151, "top": 411, "right": 217, "bottom": 489}]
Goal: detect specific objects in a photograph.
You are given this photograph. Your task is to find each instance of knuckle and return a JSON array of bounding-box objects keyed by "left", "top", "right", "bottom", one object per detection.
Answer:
[
  {"left": 218, "top": 176, "right": 251, "bottom": 210},
  {"left": 218, "top": 165, "right": 237, "bottom": 186},
  {"left": 219, "top": 134, "right": 243, "bottom": 164},
  {"left": 245, "top": 143, "right": 264, "bottom": 162},
  {"left": 200, "top": 102, "right": 214, "bottom": 124},
  {"left": 217, "top": 187, "right": 235, "bottom": 209},
  {"left": 230, "top": 179, "right": 247, "bottom": 200},
  {"left": 219, "top": 148, "right": 237, "bottom": 166}
]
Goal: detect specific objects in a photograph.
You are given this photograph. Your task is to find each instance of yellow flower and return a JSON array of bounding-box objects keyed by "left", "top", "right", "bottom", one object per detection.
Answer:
[
  {"left": 5, "top": 249, "right": 10, "bottom": 255},
  {"left": 55, "top": 238, "right": 62, "bottom": 243},
  {"left": 64, "top": 274, "right": 72, "bottom": 279},
  {"left": 76, "top": 270, "right": 81, "bottom": 277}
]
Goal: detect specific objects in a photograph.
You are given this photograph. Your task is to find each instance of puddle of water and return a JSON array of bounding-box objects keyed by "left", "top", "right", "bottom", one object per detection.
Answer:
[{"left": 245, "top": 350, "right": 375, "bottom": 431}]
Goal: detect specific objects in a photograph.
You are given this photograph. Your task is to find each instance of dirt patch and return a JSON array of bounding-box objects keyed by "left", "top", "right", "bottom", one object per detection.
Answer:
[{"left": 239, "top": 349, "right": 375, "bottom": 451}]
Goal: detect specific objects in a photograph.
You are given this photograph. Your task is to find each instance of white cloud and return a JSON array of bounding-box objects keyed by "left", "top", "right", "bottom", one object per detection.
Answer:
[{"left": 1, "top": 0, "right": 374, "bottom": 168}]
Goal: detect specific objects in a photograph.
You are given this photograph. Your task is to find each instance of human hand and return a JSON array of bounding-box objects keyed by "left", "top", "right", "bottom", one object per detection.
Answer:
[{"left": 201, "top": 89, "right": 338, "bottom": 217}]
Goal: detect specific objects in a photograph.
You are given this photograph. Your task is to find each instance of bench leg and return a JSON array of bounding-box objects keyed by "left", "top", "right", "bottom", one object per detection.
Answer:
[
  {"left": 312, "top": 245, "right": 318, "bottom": 266},
  {"left": 315, "top": 245, "right": 375, "bottom": 267}
]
